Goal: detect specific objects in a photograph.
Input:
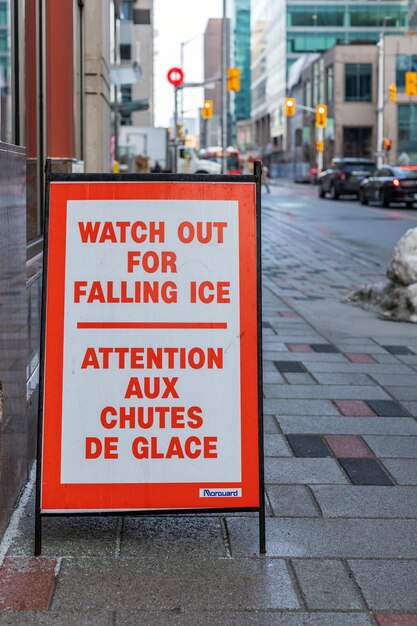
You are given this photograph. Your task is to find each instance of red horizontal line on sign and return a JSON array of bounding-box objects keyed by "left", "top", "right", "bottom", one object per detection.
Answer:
[{"left": 76, "top": 322, "right": 228, "bottom": 329}]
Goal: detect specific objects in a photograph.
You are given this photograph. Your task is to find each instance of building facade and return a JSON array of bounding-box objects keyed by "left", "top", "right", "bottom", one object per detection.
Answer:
[
  {"left": 0, "top": 0, "right": 117, "bottom": 536},
  {"left": 286, "top": 34, "right": 417, "bottom": 174},
  {"left": 251, "top": 0, "right": 408, "bottom": 161}
]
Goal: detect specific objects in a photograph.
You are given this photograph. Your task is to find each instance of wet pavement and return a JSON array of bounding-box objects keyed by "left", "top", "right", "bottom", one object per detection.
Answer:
[{"left": 1, "top": 182, "right": 417, "bottom": 625}]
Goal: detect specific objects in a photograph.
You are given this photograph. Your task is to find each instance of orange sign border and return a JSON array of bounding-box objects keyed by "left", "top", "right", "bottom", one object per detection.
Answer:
[{"left": 41, "top": 181, "right": 260, "bottom": 512}]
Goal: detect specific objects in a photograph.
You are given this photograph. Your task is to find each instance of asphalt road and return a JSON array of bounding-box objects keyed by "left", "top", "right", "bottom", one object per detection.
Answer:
[{"left": 265, "top": 180, "right": 417, "bottom": 265}]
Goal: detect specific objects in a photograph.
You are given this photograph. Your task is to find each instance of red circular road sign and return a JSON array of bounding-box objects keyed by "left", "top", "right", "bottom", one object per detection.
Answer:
[{"left": 167, "top": 67, "right": 184, "bottom": 87}]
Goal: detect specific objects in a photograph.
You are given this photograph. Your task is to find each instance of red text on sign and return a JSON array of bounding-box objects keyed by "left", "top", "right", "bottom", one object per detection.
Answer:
[
  {"left": 131, "top": 436, "right": 218, "bottom": 459},
  {"left": 124, "top": 376, "right": 179, "bottom": 399},
  {"left": 177, "top": 221, "right": 227, "bottom": 244},
  {"left": 100, "top": 405, "right": 203, "bottom": 429},
  {"left": 126, "top": 250, "right": 177, "bottom": 273},
  {"left": 190, "top": 281, "right": 230, "bottom": 303},
  {"left": 78, "top": 221, "right": 165, "bottom": 244},
  {"left": 85, "top": 436, "right": 118, "bottom": 459}
]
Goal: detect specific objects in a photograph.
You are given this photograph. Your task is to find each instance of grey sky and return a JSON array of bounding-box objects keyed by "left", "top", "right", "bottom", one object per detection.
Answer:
[{"left": 154, "top": 0, "right": 222, "bottom": 127}]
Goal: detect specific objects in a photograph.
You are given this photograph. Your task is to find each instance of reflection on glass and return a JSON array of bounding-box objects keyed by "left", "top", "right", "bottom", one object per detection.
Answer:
[{"left": 0, "top": 0, "right": 11, "bottom": 143}]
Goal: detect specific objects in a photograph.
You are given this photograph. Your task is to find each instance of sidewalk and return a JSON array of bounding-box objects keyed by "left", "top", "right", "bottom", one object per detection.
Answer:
[{"left": 1, "top": 203, "right": 417, "bottom": 625}]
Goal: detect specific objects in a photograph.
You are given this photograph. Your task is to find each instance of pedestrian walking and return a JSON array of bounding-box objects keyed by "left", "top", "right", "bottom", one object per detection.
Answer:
[{"left": 261, "top": 164, "right": 270, "bottom": 194}]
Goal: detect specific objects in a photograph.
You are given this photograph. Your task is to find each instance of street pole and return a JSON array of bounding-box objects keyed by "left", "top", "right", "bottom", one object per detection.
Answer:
[
  {"left": 376, "top": 32, "right": 384, "bottom": 168},
  {"left": 221, "top": 0, "right": 227, "bottom": 174},
  {"left": 173, "top": 87, "right": 178, "bottom": 173},
  {"left": 317, "top": 126, "right": 324, "bottom": 172}
]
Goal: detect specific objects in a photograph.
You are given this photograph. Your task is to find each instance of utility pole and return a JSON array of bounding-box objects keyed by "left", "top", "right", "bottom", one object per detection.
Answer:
[
  {"left": 376, "top": 33, "right": 384, "bottom": 168},
  {"left": 221, "top": 0, "right": 227, "bottom": 174}
]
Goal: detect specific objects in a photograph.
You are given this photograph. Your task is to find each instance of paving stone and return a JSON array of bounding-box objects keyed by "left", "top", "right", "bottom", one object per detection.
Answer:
[
  {"left": 348, "top": 560, "right": 417, "bottom": 610},
  {"left": 267, "top": 485, "right": 319, "bottom": 517},
  {"left": 287, "top": 343, "right": 314, "bottom": 352},
  {"left": 0, "top": 611, "right": 114, "bottom": 625},
  {"left": 286, "top": 434, "right": 331, "bottom": 458},
  {"left": 382, "top": 345, "right": 415, "bottom": 355},
  {"left": 324, "top": 435, "right": 373, "bottom": 459},
  {"left": 278, "top": 416, "right": 417, "bottom": 436},
  {"left": 345, "top": 353, "right": 377, "bottom": 364},
  {"left": 382, "top": 460, "right": 417, "bottom": 485},
  {"left": 263, "top": 371, "right": 286, "bottom": 384},
  {"left": 120, "top": 516, "right": 227, "bottom": 558},
  {"left": 274, "top": 361, "right": 307, "bottom": 373},
  {"left": 363, "top": 436, "right": 417, "bottom": 458},
  {"left": 306, "top": 363, "right": 414, "bottom": 375},
  {"left": 264, "top": 415, "right": 280, "bottom": 433},
  {"left": 7, "top": 514, "right": 119, "bottom": 558},
  {"left": 51, "top": 557, "right": 300, "bottom": 610},
  {"left": 369, "top": 374, "right": 417, "bottom": 387},
  {"left": 0, "top": 557, "right": 57, "bottom": 610},
  {"left": 264, "top": 385, "right": 388, "bottom": 400},
  {"left": 366, "top": 400, "right": 410, "bottom": 417},
  {"left": 264, "top": 434, "right": 292, "bottom": 457},
  {"left": 375, "top": 615, "right": 417, "bottom": 626},
  {"left": 291, "top": 559, "right": 363, "bottom": 610},
  {"left": 334, "top": 400, "right": 377, "bottom": 417},
  {"left": 339, "top": 459, "right": 395, "bottom": 486},
  {"left": 312, "top": 486, "right": 417, "bottom": 518},
  {"left": 386, "top": 387, "right": 417, "bottom": 401},
  {"left": 402, "top": 402, "right": 417, "bottom": 415},
  {"left": 265, "top": 458, "right": 348, "bottom": 484},
  {"left": 283, "top": 373, "right": 317, "bottom": 385},
  {"left": 265, "top": 399, "right": 340, "bottom": 416},
  {"left": 227, "top": 517, "right": 417, "bottom": 558},
  {"left": 312, "top": 373, "right": 374, "bottom": 386},
  {"left": 311, "top": 344, "right": 340, "bottom": 353},
  {"left": 114, "top": 611, "right": 375, "bottom": 626}
]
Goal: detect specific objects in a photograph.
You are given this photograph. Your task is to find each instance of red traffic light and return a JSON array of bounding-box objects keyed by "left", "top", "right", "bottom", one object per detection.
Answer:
[{"left": 167, "top": 67, "right": 184, "bottom": 87}]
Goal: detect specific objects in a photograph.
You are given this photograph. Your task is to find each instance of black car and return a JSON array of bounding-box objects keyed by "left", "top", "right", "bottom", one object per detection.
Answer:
[
  {"left": 317, "top": 158, "right": 376, "bottom": 199},
  {"left": 359, "top": 166, "right": 417, "bottom": 208}
]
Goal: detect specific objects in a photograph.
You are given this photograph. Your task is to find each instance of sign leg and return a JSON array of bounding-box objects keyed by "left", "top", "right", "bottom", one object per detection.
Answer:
[{"left": 35, "top": 508, "right": 42, "bottom": 556}]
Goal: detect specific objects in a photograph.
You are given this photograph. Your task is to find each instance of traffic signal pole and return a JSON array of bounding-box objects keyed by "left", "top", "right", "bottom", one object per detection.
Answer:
[
  {"left": 221, "top": 0, "right": 227, "bottom": 175},
  {"left": 376, "top": 33, "right": 384, "bottom": 168}
]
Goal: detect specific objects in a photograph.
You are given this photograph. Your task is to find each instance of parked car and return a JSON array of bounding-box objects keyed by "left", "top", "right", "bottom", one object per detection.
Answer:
[
  {"left": 359, "top": 166, "right": 417, "bottom": 208},
  {"left": 317, "top": 158, "right": 376, "bottom": 199}
]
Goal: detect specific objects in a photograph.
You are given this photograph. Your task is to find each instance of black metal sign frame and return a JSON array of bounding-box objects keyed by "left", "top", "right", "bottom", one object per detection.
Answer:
[{"left": 35, "top": 162, "right": 265, "bottom": 555}]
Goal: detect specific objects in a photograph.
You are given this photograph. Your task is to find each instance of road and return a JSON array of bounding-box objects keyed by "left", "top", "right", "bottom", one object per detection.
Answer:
[{"left": 265, "top": 181, "right": 417, "bottom": 265}]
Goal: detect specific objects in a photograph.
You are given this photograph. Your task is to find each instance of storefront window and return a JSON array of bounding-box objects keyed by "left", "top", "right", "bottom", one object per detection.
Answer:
[{"left": 345, "top": 64, "right": 372, "bottom": 101}]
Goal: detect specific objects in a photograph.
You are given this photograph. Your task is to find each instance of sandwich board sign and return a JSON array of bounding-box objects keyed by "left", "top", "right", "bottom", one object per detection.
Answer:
[{"left": 36, "top": 167, "right": 265, "bottom": 553}]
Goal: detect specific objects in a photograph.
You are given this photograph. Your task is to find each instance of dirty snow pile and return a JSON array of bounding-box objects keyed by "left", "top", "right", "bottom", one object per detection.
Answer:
[{"left": 349, "top": 227, "right": 417, "bottom": 323}]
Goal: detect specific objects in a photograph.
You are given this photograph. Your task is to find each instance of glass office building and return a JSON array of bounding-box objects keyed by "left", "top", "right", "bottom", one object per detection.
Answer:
[
  {"left": 234, "top": 0, "right": 251, "bottom": 121},
  {"left": 287, "top": 1, "right": 408, "bottom": 70}
]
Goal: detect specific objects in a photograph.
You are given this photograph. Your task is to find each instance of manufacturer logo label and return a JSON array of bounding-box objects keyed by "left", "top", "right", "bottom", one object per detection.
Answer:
[{"left": 199, "top": 488, "right": 242, "bottom": 498}]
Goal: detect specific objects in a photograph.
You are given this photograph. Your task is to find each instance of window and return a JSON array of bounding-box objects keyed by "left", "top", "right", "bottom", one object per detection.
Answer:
[
  {"left": 133, "top": 9, "right": 151, "bottom": 25},
  {"left": 120, "top": 44, "right": 131, "bottom": 61},
  {"left": 398, "top": 104, "right": 417, "bottom": 160},
  {"left": 348, "top": 6, "right": 406, "bottom": 28},
  {"left": 121, "top": 0, "right": 132, "bottom": 20},
  {"left": 396, "top": 55, "right": 417, "bottom": 92},
  {"left": 304, "top": 79, "right": 311, "bottom": 108},
  {"left": 287, "top": 6, "right": 344, "bottom": 27},
  {"left": 326, "top": 66, "right": 334, "bottom": 104},
  {"left": 345, "top": 64, "right": 372, "bottom": 102}
]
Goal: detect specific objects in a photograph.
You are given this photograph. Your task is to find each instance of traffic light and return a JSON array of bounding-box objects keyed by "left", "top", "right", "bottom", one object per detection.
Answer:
[
  {"left": 177, "top": 123, "right": 184, "bottom": 139},
  {"left": 227, "top": 67, "right": 241, "bottom": 92},
  {"left": 285, "top": 97, "right": 295, "bottom": 116},
  {"left": 316, "top": 104, "right": 327, "bottom": 128},
  {"left": 388, "top": 83, "right": 397, "bottom": 103},
  {"left": 405, "top": 72, "right": 417, "bottom": 96},
  {"left": 383, "top": 138, "right": 392, "bottom": 152},
  {"left": 316, "top": 140, "right": 324, "bottom": 153},
  {"left": 202, "top": 99, "right": 213, "bottom": 119}
]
